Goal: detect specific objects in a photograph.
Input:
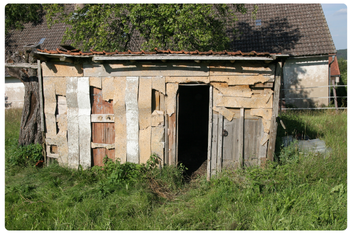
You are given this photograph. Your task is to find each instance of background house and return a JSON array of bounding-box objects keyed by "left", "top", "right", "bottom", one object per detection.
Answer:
[{"left": 5, "top": 3, "right": 338, "bottom": 109}]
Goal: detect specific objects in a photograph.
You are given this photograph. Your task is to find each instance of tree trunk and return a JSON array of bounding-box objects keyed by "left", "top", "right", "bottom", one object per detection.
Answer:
[
  {"left": 18, "top": 75, "right": 43, "bottom": 146},
  {"left": 6, "top": 57, "right": 43, "bottom": 146}
]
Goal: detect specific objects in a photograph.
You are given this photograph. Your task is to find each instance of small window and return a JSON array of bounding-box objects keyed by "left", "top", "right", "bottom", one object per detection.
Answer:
[
  {"left": 255, "top": 19, "right": 261, "bottom": 26},
  {"left": 50, "top": 145, "right": 58, "bottom": 154}
]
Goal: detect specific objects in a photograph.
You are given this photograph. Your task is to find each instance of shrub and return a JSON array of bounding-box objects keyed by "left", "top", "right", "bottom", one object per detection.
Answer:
[{"left": 6, "top": 138, "right": 43, "bottom": 167}]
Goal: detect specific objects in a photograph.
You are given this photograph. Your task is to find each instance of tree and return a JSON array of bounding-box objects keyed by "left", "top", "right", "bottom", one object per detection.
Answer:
[
  {"left": 6, "top": 4, "right": 44, "bottom": 146},
  {"left": 5, "top": 4, "right": 44, "bottom": 35},
  {"left": 44, "top": 4, "right": 251, "bottom": 52}
]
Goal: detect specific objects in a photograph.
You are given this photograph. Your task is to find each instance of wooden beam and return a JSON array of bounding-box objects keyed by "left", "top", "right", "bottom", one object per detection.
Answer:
[{"left": 5, "top": 63, "right": 38, "bottom": 69}]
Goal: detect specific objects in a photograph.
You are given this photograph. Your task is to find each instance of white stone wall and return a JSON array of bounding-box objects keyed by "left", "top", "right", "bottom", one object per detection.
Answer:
[{"left": 5, "top": 77, "right": 25, "bottom": 109}]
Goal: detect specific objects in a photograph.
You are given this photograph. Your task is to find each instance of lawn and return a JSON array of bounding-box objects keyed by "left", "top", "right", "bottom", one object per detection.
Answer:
[{"left": 5, "top": 108, "right": 347, "bottom": 230}]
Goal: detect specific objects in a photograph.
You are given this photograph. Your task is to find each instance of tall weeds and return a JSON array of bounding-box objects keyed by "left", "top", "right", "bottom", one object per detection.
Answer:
[{"left": 5, "top": 109, "right": 347, "bottom": 230}]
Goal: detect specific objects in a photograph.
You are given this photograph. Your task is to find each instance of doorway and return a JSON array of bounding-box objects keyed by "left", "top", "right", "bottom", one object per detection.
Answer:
[{"left": 177, "top": 85, "right": 209, "bottom": 176}]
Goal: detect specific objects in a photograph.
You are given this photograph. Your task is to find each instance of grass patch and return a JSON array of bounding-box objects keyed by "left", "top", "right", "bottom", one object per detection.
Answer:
[{"left": 5, "top": 109, "right": 347, "bottom": 230}]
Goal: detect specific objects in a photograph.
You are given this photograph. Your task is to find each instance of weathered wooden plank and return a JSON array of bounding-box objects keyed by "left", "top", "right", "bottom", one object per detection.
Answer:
[
  {"left": 125, "top": 77, "right": 139, "bottom": 163},
  {"left": 217, "top": 95, "right": 272, "bottom": 109},
  {"left": 152, "top": 76, "right": 165, "bottom": 94},
  {"left": 207, "top": 86, "right": 213, "bottom": 181},
  {"left": 151, "top": 125, "right": 164, "bottom": 162},
  {"left": 43, "top": 79, "right": 57, "bottom": 138},
  {"left": 77, "top": 77, "right": 91, "bottom": 169},
  {"left": 66, "top": 77, "right": 79, "bottom": 169},
  {"left": 90, "top": 77, "right": 102, "bottom": 89},
  {"left": 267, "top": 62, "right": 282, "bottom": 161},
  {"left": 212, "top": 106, "right": 235, "bottom": 122},
  {"left": 217, "top": 114, "right": 223, "bottom": 173},
  {"left": 52, "top": 77, "right": 66, "bottom": 96},
  {"left": 151, "top": 110, "right": 164, "bottom": 127},
  {"left": 210, "top": 75, "right": 273, "bottom": 85},
  {"left": 42, "top": 62, "right": 83, "bottom": 77},
  {"left": 114, "top": 77, "right": 127, "bottom": 163},
  {"left": 209, "top": 62, "right": 275, "bottom": 76},
  {"left": 139, "top": 127, "right": 151, "bottom": 164},
  {"left": 211, "top": 112, "right": 218, "bottom": 177},
  {"left": 83, "top": 63, "right": 209, "bottom": 77},
  {"left": 238, "top": 108, "right": 244, "bottom": 168},
  {"left": 91, "top": 142, "right": 115, "bottom": 149},
  {"left": 168, "top": 113, "right": 176, "bottom": 165},
  {"left": 166, "top": 83, "right": 178, "bottom": 116},
  {"left": 212, "top": 83, "right": 252, "bottom": 97},
  {"left": 139, "top": 77, "right": 152, "bottom": 130},
  {"left": 102, "top": 77, "right": 115, "bottom": 101},
  {"left": 166, "top": 76, "right": 210, "bottom": 84}
]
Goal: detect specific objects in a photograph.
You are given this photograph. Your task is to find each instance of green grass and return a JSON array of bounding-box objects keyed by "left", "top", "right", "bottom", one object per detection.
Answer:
[{"left": 5, "top": 109, "right": 347, "bottom": 230}]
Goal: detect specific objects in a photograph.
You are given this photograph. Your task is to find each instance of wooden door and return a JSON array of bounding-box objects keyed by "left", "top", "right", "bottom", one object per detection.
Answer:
[{"left": 91, "top": 87, "right": 115, "bottom": 166}]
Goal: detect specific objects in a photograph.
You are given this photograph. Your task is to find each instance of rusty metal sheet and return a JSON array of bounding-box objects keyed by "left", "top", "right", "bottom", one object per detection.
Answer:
[
  {"left": 91, "top": 87, "right": 115, "bottom": 166},
  {"left": 91, "top": 114, "right": 115, "bottom": 122}
]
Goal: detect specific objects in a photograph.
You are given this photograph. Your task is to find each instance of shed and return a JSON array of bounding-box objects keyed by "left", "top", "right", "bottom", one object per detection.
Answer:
[{"left": 35, "top": 48, "right": 287, "bottom": 179}]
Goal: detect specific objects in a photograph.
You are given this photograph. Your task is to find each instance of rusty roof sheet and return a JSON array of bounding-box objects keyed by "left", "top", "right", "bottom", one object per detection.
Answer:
[{"left": 36, "top": 47, "right": 278, "bottom": 57}]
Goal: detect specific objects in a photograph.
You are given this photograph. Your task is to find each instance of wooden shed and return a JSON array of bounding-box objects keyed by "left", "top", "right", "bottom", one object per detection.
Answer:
[{"left": 35, "top": 48, "right": 287, "bottom": 179}]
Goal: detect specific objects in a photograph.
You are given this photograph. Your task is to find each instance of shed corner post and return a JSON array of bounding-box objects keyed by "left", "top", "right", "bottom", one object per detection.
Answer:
[
  {"left": 266, "top": 61, "right": 282, "bottom": 162},
  {"left": 207, "top": 85, "right": 213, "bottom": 181},
  {"left": 37, "top": 59, "right": 46, "bottom": 165}
]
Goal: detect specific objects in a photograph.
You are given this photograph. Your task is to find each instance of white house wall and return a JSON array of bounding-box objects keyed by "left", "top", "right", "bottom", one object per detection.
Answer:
[
  {"left": 283, "top": 57, "right": 329, "bottom": 108},
  {"left": 5, "top": 77, "right": 25, "bottom": 109}
]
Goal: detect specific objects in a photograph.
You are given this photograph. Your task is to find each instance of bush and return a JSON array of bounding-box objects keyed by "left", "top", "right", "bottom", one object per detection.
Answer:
[{"left": 6, "top": 138, "right": 43, "bottom": 167}]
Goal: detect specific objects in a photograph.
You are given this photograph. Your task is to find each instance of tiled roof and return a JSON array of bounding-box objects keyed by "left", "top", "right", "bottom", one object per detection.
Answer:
[
  {"left": 5, "top": 4, "right": 336, "bottom": 60},
  {"left": 228, "top": 4, "right": 336, "bottom": 56},
  {"left": 329, "top": 56, "right": 341, "bottom": 76},
  {"left": 36, "top": 47, "right": 276, "bottom": 57}
]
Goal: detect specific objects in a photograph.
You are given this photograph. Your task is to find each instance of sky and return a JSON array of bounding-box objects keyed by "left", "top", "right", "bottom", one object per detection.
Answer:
[{"left": 321, "top": 3, "right": 347, "bottom": 50}]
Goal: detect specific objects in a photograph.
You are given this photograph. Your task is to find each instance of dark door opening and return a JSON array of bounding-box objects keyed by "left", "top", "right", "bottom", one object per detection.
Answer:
[{"left": 177, "top": 85, "right": 209, "bottom": 177}]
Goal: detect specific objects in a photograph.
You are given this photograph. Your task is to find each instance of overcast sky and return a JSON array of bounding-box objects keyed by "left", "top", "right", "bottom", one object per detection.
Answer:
[{"left": 321, "top": 3, "right": 347, "bottom": 50}]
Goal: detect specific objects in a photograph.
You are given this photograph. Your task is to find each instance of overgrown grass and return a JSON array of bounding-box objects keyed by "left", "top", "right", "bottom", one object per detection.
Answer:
[{"left": 5, "top": 109, "right": 347, "bottom": 230}]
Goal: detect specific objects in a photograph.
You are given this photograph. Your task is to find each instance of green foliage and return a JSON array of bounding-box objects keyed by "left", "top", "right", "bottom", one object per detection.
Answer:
[
  {"left": 336, "top": 58, "right": 347, "bottom": 107},
  {"left": 43, "top": 4, "right": 249, "bottom": 52},
  {"left": 5, "top": 4, "right": 44, "bottom": 35},
  {"left": 6, "top": 138, "right": 43, "bottom": 167}
]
